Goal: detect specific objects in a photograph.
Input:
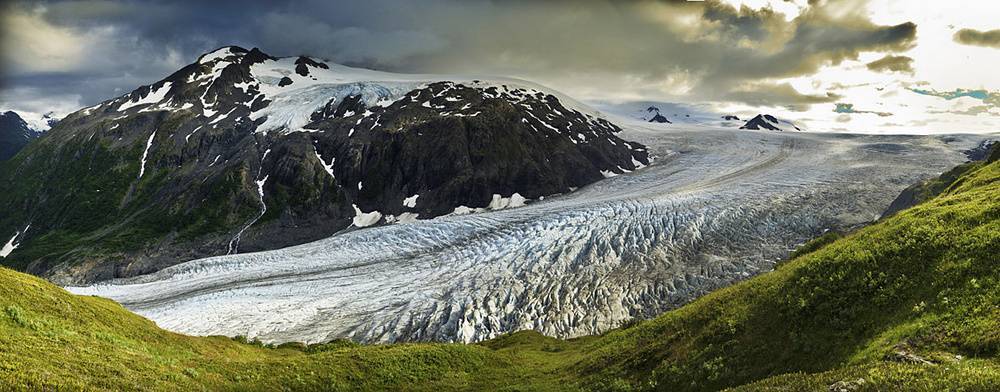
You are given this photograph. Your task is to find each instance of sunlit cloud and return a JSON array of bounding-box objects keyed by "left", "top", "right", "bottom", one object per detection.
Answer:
[{"left": 0, "top": 0, "right": 998, "bottom": 134}]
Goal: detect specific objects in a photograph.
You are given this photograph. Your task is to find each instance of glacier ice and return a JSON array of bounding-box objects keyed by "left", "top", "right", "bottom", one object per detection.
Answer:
[{"left": 68, "top": 124, "right": 988, "bottom": 345}]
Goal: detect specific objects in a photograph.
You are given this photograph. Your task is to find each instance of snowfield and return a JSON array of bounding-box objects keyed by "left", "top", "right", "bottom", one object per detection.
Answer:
[{"left": 68, "top": 122, "right": 990, "bottom": 344}]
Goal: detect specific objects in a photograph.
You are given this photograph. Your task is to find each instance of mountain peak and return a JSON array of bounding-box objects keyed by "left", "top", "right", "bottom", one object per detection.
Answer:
[
  {"left": 642, "top": 106, "right": 671, "bottom": 123},
  {"left": 0, "top": 110, "right": 41, "bottom": 160},
  {"left": 740, "top": 114, "right": 801, "bottom": 131},
  {"left": 197, "top": 46, "right": 251, "bottom": 64},
  {"left": 0, "top": 110, "right": 27, "bottom": 127}
]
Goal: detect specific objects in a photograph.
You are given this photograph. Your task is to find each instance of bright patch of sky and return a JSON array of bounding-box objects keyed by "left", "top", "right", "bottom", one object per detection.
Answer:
[{"left": 708, "top": 0, "right": 1000, "bottom": 134}]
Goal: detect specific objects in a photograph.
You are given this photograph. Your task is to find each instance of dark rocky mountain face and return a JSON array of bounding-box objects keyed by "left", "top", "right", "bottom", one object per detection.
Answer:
[
  {"left": 0, "top": 46, "right": 650, "bottom": 284},
  {"left": 645, "top": 106, "right": 671, "bottom": 123},
  {"left": 962, "top": 139, "right": 996, "bottom": 161},
  {"left": 0, "top": 111, "right": 40, "bottom": 161},
  {"left": 739, "top": 114, "right": 801, "bottom": 131}
]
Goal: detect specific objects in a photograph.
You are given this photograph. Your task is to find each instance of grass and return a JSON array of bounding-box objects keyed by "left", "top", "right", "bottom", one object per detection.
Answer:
[{"left": 1, "top": 153, "right": 998, "bottom": 391}]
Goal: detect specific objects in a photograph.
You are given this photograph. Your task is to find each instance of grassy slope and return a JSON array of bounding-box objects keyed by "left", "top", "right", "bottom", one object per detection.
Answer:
[
  {"left": 1, "top": 156, "right": 998, "bottom": 391},
  {"left": 579, "top": 157, "right": 1000, "bottom": 390},
  {"left": 0, "top": 265, "right": 589, "bottom": 391}
]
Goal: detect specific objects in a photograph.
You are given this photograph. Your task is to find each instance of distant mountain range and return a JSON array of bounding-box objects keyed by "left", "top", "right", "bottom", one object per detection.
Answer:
[
  {"left": 596, "top": 101, "right": 803, "bottom": 131},
  {"left": 739, "top": 114, "right": 802, "bottom": 131}
]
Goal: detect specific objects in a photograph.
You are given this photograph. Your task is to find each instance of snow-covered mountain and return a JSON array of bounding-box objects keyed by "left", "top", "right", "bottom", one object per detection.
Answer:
[
  {"left": 644, "top": 106, "right": 671, "bottom": 123},
  {"left": 0, "top": 46, "right": 649, "bottom": 283},
  {"left": 594, "top": 101, "right": 748, "bottom": 128},
  {"left": 739, "top": 114, "right": 802, "bottom": 131},
  {"left": 20, "top": 111, "right": 60, "bottom": 132},
  {"left": 6, "top": 46, "right": 991, "bottom": 347},
  {"left": 0, "top": 111, "right": 43, "bottom": 161}
]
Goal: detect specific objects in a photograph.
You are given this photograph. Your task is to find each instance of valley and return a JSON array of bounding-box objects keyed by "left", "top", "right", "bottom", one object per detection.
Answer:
[
  {"left": 4, "top": 1, "right": 1000, "bottom": 390},
  {"left": 68, "top": 121, "right": 988, "bottom": 344},
  {"left": 3, "top": 138, "right": 997, "bottom": 391}
]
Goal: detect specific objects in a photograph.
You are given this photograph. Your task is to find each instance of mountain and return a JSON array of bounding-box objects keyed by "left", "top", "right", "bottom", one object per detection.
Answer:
[
  {"left": 44, "top": 113, "right": 59, "bottom": 128},
  {"left": 0, "top": 111, "right": 42, "bottom": 161},
  {"left": 739, "top": 113, "right": 802, "bottom": 131},
  {"left": 963, "top": 139, "right": 997, "bottom": 161},
  {"left": 0, "top": 46, "right": 649, "bottom": 284},
  {"left": 593, "top": 102, "right": 794, "bottom": 130},
  {"left": 595, "top": 101, "right": 739, "bottom": 126},
  {"left": 3, "top": 143, "right": 998, "bottom": 390},
  {"left": 645, "top": 106, "right": 671, "bottom": 123}
]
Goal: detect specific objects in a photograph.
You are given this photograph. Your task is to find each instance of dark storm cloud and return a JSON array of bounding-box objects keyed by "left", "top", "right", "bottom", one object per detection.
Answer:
[
  {"left": 954, "top": 28, "right": 1000, "bottom": 48},
  {"left": 1, "top": 0, "right": 919, "bottom": 114},
  {"left": 866, "top": 55, "right": 914, "bottom": 74}
]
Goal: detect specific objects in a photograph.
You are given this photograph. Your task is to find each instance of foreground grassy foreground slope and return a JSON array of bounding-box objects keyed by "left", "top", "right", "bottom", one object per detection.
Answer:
[{"left": 1, "top": 149, "right": 998, "bottom": 391}]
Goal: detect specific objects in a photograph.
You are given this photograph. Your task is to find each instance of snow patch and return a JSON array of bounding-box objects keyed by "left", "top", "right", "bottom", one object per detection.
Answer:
[
  {"left": 185, "top": 126, "right": 202, "bottom": 143},
  {"left": 352, "top": 205, "right": 382, "bottom": 227},
  {"left": 385, "top": 212, "right": 419, "bottom": 224},
  {"left": 210, "top": 108, "right": 236, "bottom": 125},
  {"left": 313, "top": 147, "right": 335, "bottom": 177},
  {"left": 138, "top": 130, "right": 156, "bottom": 178},
  {"left": 449, "top": 205, "right": 481, "bottom": 216},
  {"left": 199, "top": 47, "right": 238, "bottom": 64},
  {"left": 488, "top": 193, "right": 527, "bottom": 210},
  {"left": 119, "top": 82, "right": 173, "bottom": 111},
  {"left": 0, "top": 225, "right": 29, "bottom": 258},
  {"left": 402, "top": 194, "right": 419, "bottom": 208}
]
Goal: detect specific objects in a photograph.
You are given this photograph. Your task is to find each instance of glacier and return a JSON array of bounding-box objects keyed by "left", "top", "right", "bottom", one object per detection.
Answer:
[{"left": 67, "top": 122, "right": 991, "bottom": 344}]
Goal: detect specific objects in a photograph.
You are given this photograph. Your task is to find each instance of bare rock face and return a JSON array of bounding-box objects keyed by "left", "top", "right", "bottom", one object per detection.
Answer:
[
  {"left": 740, "top": 114, "right": 801, "bottom": 131},
  {"left": 645, "top": 106, "right": 671, "bottom": 123},
  {"left": 881, "top": 141, "right": 998, "bottom": 218},
  {"left": 0, "top": 46, "right": 649, "bottom": 284},
  {"left": 0, "top": 111, "right": 41, "bottom": 161}
]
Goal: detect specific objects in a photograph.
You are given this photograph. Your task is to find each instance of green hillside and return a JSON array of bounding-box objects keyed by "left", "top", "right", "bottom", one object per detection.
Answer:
[{"left": 1, "top": 152, "right": 998, "bottom": 391}]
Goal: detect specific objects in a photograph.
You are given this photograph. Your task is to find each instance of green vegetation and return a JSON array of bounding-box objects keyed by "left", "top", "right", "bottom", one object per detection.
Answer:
[
  {"left": 2, "top": 153, "right": 998, "bottom": 391},
  {"left": 0, "top": 115, "right": 262, "bottom": 274}
]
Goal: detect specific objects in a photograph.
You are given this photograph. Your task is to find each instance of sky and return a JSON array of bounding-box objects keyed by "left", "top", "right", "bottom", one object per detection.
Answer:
[{"left": 1, "top": 0, "right": 999, "bottom": 134}]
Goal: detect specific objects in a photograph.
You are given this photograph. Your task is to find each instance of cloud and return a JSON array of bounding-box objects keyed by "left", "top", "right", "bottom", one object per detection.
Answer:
[
  {"left": 833, "top": 102, "right": 892, "bottom": 116},
  {"left": 0, "top": 0, "right": 920, "bottom": 114},
  {"left": 954, "top": 28, "right": 1000, "bottom": 48},
  {"left": 929, "top": 105, "right": 997, "bottom": 116},
  {"left": 0, "top": 6, "right": 88, "bottom": 74},
  {"left": 865, "top": 55, "right": 914, "bottom": 74}
]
